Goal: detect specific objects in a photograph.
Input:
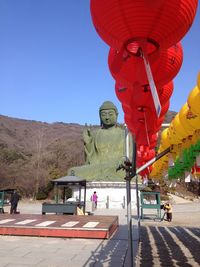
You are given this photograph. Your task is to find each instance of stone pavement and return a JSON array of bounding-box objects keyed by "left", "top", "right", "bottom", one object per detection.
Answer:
[
  {"left": 0, "top": 203, "right": 139, "bottom": 267},
  {"left": 136, "top": 202, "right": 200, "bottom": 267},
  {"left": 1, "top": 199, "right": 200, "bottom": 267}
]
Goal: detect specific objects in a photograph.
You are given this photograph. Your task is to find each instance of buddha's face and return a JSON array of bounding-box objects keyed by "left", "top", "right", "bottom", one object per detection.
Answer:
[{"left": 100, "top": 109, "right": 117, "bottom": 128}]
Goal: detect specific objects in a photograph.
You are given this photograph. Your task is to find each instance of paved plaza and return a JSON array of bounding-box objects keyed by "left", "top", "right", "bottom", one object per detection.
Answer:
[
  {"left": 0, "top": 199, "right": 199, "bottom": 266},
  {"left": 0, "top": 203, "right": 139, "bottom": 267},
  {"left": 136, "top": 202, "right": 200, "bottom": 267}
]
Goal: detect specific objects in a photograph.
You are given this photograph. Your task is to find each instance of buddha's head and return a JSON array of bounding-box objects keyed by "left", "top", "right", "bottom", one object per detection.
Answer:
[{"left": 99, "top": 101, "right": 118, "bottom": 128}]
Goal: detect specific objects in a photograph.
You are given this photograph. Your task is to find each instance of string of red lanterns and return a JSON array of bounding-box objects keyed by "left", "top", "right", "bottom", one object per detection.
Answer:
[{"left": 90, "top": 0, "right": 198, "bottom": 178}]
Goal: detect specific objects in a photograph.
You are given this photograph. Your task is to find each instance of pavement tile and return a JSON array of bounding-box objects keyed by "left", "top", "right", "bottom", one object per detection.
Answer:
[{"left": 0, "top": 256, "right": 44, "bottom": 266}]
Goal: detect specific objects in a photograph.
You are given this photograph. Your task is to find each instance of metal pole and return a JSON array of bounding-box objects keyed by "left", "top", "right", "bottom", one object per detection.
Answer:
[
  {"left": 63, "top": 187, "right": 65, "bottom": 203},
  {"left": 136, "top": 147, "right": 170, "bottom": 176},
  {"left": 135, "top": 175, "right": 140, "bottom": 241},
  {"left": 131, "top": 135, "right": 140, "bottom": 242},
  {"left": 83, "top": 183, "right": 86, "bottom": 214},
  {"left": 79, "top": 185, "right": 81, "bottom": 203},
  {"left": 125, "top": 126, "right": 134, "bottom": 267}
]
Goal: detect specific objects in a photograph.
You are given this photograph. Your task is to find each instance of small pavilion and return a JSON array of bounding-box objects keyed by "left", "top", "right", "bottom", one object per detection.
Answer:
[{"left": 42, "top": 174, "right": 86, "bottom": 215}]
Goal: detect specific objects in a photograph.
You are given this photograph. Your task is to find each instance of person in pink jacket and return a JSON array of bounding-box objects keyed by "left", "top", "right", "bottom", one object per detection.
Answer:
[{"left": 91, "top": 191, "right": 98, "bottom": 209}]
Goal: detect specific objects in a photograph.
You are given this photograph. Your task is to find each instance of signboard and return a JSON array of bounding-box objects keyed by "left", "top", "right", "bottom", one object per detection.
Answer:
[
  {"left": 185, "top": 171, "right": 191, "bottom": 183},
  {"left": 196, "top": 155, "right": 200, "bottom": 167},
  {"left": 168, "top": 156, "right": 174, "bottom": 167}
]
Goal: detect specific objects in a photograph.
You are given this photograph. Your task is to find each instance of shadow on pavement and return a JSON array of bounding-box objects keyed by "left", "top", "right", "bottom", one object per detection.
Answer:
[
  {"left": 82, "top": 224, "right": 138, "bottom": 267},
  {"left": 137, "top": 225, "right": 200, "bottom": 267}
]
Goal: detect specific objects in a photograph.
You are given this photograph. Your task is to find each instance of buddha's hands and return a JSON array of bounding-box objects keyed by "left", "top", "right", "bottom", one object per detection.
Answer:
[
  {"left": 83, "top": 127, "right": 94, "bottom": 164},
  {"left": 115, "top": 157, "right": 127, "bottom": 172},
  {"left": 83, "top": 128, "right": 93, "bottom": 144},
  {"left": 115, "top": 156, "right": 133, "bottom": 174}
]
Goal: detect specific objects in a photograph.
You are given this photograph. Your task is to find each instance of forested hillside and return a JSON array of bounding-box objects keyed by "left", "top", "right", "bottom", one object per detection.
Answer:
[
  {"left": 0, "top": 115, "right": 85, "bottom": 197},
  {"left": 0, "top": 111, "right": 176, "bottom": 197}
]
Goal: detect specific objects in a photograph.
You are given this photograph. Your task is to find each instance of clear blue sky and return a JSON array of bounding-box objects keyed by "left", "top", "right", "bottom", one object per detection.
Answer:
[{"left": 0, "top": 1, "right": 199, "bottom": 125}]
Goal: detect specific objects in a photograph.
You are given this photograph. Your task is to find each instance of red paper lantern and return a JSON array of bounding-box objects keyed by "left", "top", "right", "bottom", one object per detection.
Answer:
[
  {"left": 160, "top": 101, "right": 170, "bottom": 117},
  {"left": 123, "top": 107, "right": 157, "bottom": 151},
  {"left": 158, "top": 81, "right": 174, "bottom": 105},
  {"left": 139, "top": 166, "right": 152, "bottom": 177},
  {"left": 115, "top": 83, "right": 132, "bottom": 105},
  {"left": 116, "top": 80, "right": 173, "bottom": 125},
  {"left": 91, "top": 0, "right": 198, "bottom": 53},
  {"left": 136, "top": 130, "right": 158, "bottom": 148},
  {"left": 192, "top": 164, "right": 200, "bottom": 176},
  {"left": 116, "top": 83, "right": 153, "bottom": 114},
  {"left": 137, "top": 146, "right": 155, "bottom": 168},
  {"left": 139, "top": 146, "right": 156, "bottom": 161},
  {"left": 109, "top": 44, "right": 182, "bottom": 87},
  {"left": 125, "top": 106, "right": 157, "bottom": 134},
  {"left": 155, "top": 116, "right": 165, "bottom": 132}
]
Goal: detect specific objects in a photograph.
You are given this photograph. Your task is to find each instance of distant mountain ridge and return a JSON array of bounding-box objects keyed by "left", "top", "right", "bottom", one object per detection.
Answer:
[{"left": 0, "top": 114, "right": 84, "bottom": 152}]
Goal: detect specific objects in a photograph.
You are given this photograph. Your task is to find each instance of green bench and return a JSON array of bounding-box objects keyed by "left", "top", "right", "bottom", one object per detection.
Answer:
[
  {"left": 140, "top": 191, "right": 161, "bottom": 221},
  {"left": 42, "top": 202, "right": 81, "bottom": 215}
]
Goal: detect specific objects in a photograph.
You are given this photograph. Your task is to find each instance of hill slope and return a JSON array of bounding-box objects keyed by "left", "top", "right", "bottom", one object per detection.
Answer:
[
  {"left": 0, "top": 111, "right": 176, "bottom": 196},
  {"left": 0, "top": 115, "right": 85, "bottom": 196}
]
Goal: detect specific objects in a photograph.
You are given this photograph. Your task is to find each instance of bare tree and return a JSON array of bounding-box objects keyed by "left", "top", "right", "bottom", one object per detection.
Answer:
[{"left": 32, "top": 127, "right": 45, "bottom": 198}]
